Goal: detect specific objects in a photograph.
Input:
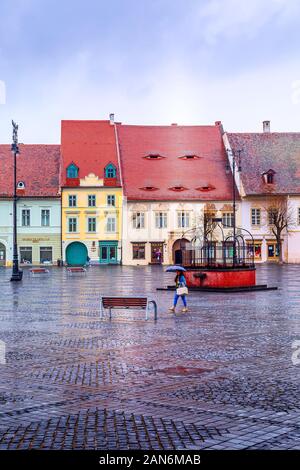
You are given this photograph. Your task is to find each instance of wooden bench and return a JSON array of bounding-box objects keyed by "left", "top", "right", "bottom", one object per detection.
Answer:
[
  {"left": 29, "top": 267, "right": 50, "bottom": 276},
  {"left": 100, "top": 296, "right": 158, "bottom": 321},
  {"left": 66, "top": 267, "right": 87, "bottom": 275}
]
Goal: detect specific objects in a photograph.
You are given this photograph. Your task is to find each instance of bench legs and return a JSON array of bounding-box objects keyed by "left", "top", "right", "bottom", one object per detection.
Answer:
[
  {"left": 147, "top": 300, "right": 158, "bottom": 321},
  {"left": 100, "top": 302, "right": 112, "bottom": 321},
  {"left": 100, "top": 299, "right": 103, "bottom": 319}
]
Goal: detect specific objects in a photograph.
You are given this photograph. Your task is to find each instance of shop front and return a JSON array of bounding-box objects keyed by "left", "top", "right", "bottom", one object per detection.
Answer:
[
  {"left": 18, "top": 235, "right": 61, "bottom": 266},
  {"left": 247, "top": 241, "right": 262, "bottom": 262},
  {"left": 99, "top": 241, "right": 119, "bottom": 264},
  {"left": 267, "top": 242, "right": 279, "bottom": 261},
  {"left": 150, "top": 242, "right": 164, "bottom": 264}
]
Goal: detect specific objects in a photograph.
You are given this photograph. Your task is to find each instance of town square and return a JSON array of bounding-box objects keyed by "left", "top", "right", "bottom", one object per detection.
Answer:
[
  {"left": 0, "top": 264, "right": 300, "bottom": 451},
  {"left": 1, "top": 0, "right": 300, "bottom": 464}
]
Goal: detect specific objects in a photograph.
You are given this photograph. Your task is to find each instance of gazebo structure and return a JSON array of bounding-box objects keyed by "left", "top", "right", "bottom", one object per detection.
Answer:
[{"left": 179, "top": 219, "right": 257, "bottom": 289}]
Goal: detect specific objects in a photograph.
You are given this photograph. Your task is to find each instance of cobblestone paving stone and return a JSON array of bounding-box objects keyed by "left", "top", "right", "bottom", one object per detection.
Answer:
[{"left": 0, "top": 264, "right": 300, "bottom": 449}]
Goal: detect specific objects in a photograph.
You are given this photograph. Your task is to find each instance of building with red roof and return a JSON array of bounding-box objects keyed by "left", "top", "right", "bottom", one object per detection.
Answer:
[
  {"left": 225, "top": 123, "right": 300, "bottom": 263},
  {"left": 117, "top": 122, "right": 233, "bottom": 201},
  {"left": 0, "top": 144, "right": 60, "bottom": 198},
  {"left": 116, "top": 121, "right": 238, "bottom": 265},
  {"left": 60, "top": 119, "right": 123, "bottom": 266},
  {"left": 61, "top": 120, "right": 121, "bottom": 187},
  {"left": 0, "top": 144, "right": 61, "bottom": 266}
]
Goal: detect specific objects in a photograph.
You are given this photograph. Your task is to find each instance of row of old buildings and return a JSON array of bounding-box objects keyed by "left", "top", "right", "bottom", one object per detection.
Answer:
[{"left": 1, "top": 116, "right": 300, "bottom": 267}]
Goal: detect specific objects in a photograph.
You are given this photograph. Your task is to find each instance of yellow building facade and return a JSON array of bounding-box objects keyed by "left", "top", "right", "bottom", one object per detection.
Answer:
[{"left": 62, "top": 174, "right": 122, "bottom": 265}]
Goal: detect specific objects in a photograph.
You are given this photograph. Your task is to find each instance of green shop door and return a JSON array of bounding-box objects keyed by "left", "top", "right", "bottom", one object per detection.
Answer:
[
  {"left": 99, "top": 241, "right": 118, "bottom": 264},
  {"left": 66, "top": 242, "right": 88, "bottom": 266},
  {"left": 0, "top": 243, "right": 6, "bottom": 267}
]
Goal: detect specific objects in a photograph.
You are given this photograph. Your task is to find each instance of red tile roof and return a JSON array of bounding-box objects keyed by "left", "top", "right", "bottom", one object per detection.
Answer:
[
  {"left": 61, "top": 120, "right": 120, "bottom": 186},
  {"left": 0, "top": 144, "right": 61, "bottom": 197},
  {"left": 117, "top": 123, "right": 233, "bottom": 200},
  {"left": 227, "top": 133, "right": 300, "bottom": 195}
]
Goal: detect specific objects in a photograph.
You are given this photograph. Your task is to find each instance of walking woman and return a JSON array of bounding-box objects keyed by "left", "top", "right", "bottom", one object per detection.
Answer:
[{"left": 169, "top": 270, "right": 188, "bottom": 313}]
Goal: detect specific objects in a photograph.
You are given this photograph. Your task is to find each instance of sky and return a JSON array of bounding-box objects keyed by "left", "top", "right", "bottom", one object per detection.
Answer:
[{"left": 0, "top": 0, "right": 300, "bottom": 143}]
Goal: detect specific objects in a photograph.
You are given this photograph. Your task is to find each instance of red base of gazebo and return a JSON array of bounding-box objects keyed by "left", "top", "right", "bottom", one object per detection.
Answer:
[{"left": 184, "top": 267, "right": 256, "bottom": 289}]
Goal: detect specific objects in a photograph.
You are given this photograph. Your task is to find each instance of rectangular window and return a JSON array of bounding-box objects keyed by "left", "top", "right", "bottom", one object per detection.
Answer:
[
  {"left": 41, "top": 209, "right": 50, "bottom": 227},
  {"left": 20, "top": 246, "right": 32, "bottom": 264},
  {"left": 107, "top": 195, "right": 116, "bottom": 207},
  {"left": 68, "top": 195, "right": 77, "bottom": 207},
  {"left": 247, "top": 242, "right": 262, "bottom": 260},
  {"left": 223, "top": 241, "right": 234, "bottom": 259},
  {"left": 267, "top": 243, "right": 279, "bottom": 259},
  {"left": 132, "top": 243, "right": 146, "bottom": 260},
  {"left": 68, "top": 217, "right": 77, "bottom": 232},
  {"left": 40, "top": 247, "right": 53, "bottom": 264},
  {"left": 155, "top": 212, "right": 167, "bottom": 229},
  {"left": 203, "top": 241, "right": 216, "bottom": 261},
  {"left": 106, "top": 217, "right": 116, "bottom": 232},
  {"left": 268, "top": 209, "right": 277, "bottom": 225},
  {"left": 151, "top": 243, "right": 164, "bottom": 263},
  {"left": 88, "top": 195, "right": 96, "bottom": 207},
  {"left": 133, "top": 212, "right": 145, "bottom": 229},
  {"left": 298, "top": 208, "right": 300, "bottom": 225},
  {"left": 177, "top": 211, "right": 190, "bottom": 228},
  {"left": 251, "top": 208, "right": 261, "bottom": 226},
  {"left": 87, "top": 217, "right": 96, "bottom": 233},
  {"left": 222, "top": 212, "right": 234, "bottom": 227},
  {"left": 21, "top": 209, "right": 30, "bottom": 227}
]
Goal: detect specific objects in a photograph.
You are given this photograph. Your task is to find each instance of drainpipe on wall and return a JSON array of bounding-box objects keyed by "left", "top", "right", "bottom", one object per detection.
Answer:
[
  {"left": 113, "top": 119, "right": 123, "bottom": 265},
  {"left": 60, "top": 194, "right": 63, "bottom": 265}
]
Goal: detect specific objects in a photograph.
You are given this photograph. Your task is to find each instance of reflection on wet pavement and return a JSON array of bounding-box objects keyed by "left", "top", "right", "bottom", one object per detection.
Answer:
[{"left": 0, "top": 264, "right": 299, "bottom": 449}]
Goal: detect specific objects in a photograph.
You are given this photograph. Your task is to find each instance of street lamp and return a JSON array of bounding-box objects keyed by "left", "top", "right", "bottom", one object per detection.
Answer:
[
  {"left": 226, "top": 148, "right": 242, "bottom": 266},
  {"left": 10, "top": 120, "right": 23, "bottom": 282}
]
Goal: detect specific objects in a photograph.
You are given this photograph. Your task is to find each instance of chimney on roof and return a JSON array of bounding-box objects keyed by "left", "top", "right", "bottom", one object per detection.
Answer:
[
  {"left": 215, "top": 120, "right": 224, "bottom": 134},
  {"left": 109, "top": 113, "right": 115, "bottom": 125},
  {"left": 171, "top": 123, "right": 178, "bottom": 126},
  {"left": 263, "top": 120, "right": 270, "bottom": 133}
]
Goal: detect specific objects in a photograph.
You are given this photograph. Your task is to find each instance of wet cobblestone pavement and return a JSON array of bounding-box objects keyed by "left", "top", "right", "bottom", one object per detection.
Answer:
[{"left": 0, "top": 264, "right": 300, "bottom": 450}]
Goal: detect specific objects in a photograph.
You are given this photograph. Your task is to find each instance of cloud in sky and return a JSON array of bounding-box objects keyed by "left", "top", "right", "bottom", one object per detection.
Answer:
[
  {"left": 0, "top": 0, "right": 300, "bottom": 142},
  {"left": 195, "top": 0, "right": 298, "bottom": 44}
]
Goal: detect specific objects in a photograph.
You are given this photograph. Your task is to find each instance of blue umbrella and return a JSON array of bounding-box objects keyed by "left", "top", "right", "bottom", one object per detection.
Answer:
[{"left": 165, "top": 265, "right": 186, "bottom": 272}]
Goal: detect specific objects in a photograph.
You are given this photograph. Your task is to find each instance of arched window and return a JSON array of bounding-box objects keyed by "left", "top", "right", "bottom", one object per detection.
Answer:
[
  {"left": 105, "top": 163, "right": 116, "bottom": 178},
  {"left": 67, "top": 163, "right": 79, "bottom": 179}
]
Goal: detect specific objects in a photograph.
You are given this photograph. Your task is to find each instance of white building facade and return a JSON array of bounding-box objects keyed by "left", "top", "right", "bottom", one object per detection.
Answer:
[
  {"left": 225, "top": 125, "right": 300, "bottom": 263},
  {"left": 122, "top": 198, "right": 240, "bottom": 265}
]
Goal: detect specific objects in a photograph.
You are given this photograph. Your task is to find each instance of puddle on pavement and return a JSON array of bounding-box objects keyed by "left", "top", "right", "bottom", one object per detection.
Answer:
[{"left": 156, "top": 365, "right": 213, "bottom": 377}]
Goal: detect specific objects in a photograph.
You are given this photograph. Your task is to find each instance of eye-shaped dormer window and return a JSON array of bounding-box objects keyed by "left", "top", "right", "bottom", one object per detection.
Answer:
[
  {"left": 196, "top": 185, "right": 216, "bottom": 192},
  {"left": 143, "top": 154, "right": 165, "bottom": 160},
  {"left": 178, "top": 154, "right": 201, "bottom": 160},
  {"left": 169, "top": 186, "right": 187, "bottom": 192},
  {"left": 139, "top": 186, "right": 159, "bottom": 191},
  {"left": 17, "top": 181, "right": 25, "bottom": 189}
]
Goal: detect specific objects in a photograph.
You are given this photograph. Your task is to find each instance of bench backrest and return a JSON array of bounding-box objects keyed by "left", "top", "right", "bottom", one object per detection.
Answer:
[{"left": 102, "top": 297, "right": 148, "bottom": 309}]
